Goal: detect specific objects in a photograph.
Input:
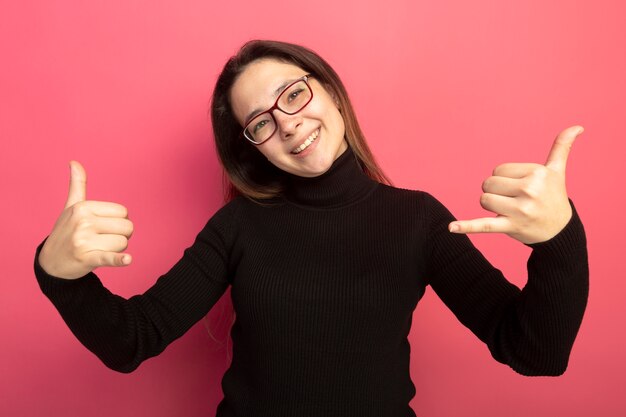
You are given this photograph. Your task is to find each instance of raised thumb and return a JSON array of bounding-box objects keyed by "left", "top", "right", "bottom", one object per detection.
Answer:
[
  {"left": 65, "top": 160, "right": 87, "bottom": 208},
  {"left": 545, "top": 125, "right": 584, "bottom": 173}
]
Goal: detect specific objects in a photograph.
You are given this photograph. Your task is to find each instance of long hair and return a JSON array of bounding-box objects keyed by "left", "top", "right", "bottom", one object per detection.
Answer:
[{"left": 211, "top": 40, "right": 391, "bottom": 201}]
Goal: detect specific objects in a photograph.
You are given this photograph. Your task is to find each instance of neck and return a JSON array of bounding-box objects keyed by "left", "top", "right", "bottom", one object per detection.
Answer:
[{"left": 283, "top": 146, "right": 378, "bottom": 209}]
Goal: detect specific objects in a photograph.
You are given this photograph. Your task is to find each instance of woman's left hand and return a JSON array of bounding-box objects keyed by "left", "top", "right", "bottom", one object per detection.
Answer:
[{"left": 448, "top": 125, "right": 584, "bottom": 245}]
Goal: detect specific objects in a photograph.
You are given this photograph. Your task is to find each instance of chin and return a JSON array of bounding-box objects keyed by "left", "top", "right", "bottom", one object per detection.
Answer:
[
  {"left": 273, "top": 141, "right": 345, "bottom": 177},
  {"left": 301, "top": 156, "right": 338, "bottom": 177}
]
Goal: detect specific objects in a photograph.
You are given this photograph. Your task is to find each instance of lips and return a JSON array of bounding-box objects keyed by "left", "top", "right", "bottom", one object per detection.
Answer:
[{"left": 291, "top": 129, "right": 320, "bottom": 154}]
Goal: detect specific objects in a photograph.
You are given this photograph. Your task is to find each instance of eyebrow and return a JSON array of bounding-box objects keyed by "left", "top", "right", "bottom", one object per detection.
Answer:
[{"left": 244, "top": 76, "right": 302, "bottom": 123}]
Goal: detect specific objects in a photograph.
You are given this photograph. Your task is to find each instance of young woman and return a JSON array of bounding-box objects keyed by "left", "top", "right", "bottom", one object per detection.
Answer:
[{"left": 35, "top": 40, "right": 588, "bottom": 417}]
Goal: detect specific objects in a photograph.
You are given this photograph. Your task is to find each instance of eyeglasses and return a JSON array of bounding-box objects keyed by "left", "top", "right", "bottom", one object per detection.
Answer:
[{"left": 242, "top": 74, "right": 314, "bottom": 145}]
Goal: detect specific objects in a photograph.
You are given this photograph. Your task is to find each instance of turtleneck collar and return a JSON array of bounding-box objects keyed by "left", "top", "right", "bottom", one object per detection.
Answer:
[{"left": 283, "top": 146, "right": 379, "bottom": 209}]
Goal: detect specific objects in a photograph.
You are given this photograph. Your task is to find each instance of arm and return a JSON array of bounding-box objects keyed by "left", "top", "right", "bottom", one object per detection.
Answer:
[
  {"left": 34, "top": 161, "right": 234, "bottom": 372},
  {"left": 34, "top": 206, "right": 234, "bottom": 373},
  {"left": 425, "top": 126, "right": 589, "bottom": 375},
  {"left": 424, "top": 194, "right": 588, "bottom": 376}
]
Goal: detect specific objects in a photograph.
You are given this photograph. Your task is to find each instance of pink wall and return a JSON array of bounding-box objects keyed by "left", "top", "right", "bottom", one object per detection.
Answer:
[{"left": 1, "top": 1, "right": 624, "bottom": 416}]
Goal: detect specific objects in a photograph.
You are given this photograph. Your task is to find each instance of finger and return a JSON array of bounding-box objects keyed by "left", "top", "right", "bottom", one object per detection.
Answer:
[
  {"left": 545, "top": 125, "right": 584, "bottom": 173},
  {"left": 482, "top": 176, "right": 523, "bottom": 197},
  {"left": 89, "top": 234, "right": 129, "bottom": 253},
  {"left": 65, "top": 161, "right": 87, "bottom": 208},
  {"left": 85, "top": 251, "right": 132, "bottom": 268},
  {"left": 479, "top": 193, "right": 518, "bottom": 216},
  {"left": 492, "top": 163, "right": 540, "bottom": 178},
  {"left": 91, "top": 217, "right": 134, "bottom": 237},
  {"left": 449, "top": 216, "right": 511, "bottom": 235},
  {"left": 77, "top": 201, "right": 129, "bottom": 218}
]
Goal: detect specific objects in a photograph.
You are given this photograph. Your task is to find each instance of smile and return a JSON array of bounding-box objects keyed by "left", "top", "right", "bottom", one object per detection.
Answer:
[{"left": 291, "top": 129, "right": 320, "bottom": 154}]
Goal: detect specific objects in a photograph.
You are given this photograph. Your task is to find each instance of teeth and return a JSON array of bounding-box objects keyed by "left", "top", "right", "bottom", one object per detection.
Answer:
[{"left": 292, "top": 129, "right": 319, "bottom": 154}]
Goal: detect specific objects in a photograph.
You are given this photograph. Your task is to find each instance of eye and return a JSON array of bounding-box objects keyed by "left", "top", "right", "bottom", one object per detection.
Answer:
[
  {"left": 287, "top": 88, "right": 304, "bottom": 102},
  {"left": 253, "top": 119, "right": 269, "bottom": 133}
]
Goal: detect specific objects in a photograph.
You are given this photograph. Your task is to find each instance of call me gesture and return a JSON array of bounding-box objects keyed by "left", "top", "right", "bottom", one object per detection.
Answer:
[{"left": 449, "top": 125, "right": 584, "bottom": 245}]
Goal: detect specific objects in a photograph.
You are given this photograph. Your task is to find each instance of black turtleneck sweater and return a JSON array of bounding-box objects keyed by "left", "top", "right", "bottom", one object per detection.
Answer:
[{"left": 34, "top": 147, "right": 588, "bottom": 417}]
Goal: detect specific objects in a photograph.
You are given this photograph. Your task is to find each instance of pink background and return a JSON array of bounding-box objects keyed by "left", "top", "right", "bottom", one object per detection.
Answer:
[{"left": 1, "top": 1, "right": 625, "bottom": 416}]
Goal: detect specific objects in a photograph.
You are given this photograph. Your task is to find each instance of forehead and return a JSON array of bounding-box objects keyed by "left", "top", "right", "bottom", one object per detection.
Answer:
[{"left": 230, "top": 59, "right": 307, "bottom": 123}]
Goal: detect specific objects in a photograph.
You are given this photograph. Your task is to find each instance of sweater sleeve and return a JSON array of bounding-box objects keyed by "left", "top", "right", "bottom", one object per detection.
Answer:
[
  {"left": 34, "top": 202, "right": 238, "bottom": 373},
  {"left": 422, "top": 193, "right": 589, "bottom": 376}
]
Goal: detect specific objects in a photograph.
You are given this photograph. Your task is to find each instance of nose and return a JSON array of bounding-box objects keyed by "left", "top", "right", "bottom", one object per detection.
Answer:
[{"left": 273, "top": 110, "right": 303, "bottom": 140}]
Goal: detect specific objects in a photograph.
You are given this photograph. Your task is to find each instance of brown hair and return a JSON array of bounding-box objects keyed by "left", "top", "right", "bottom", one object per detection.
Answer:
[{"left": 211, "top": 40, "right": 390, "bottom": 201}]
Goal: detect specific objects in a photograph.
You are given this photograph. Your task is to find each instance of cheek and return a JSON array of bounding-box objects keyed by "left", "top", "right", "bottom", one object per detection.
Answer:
[
  {"left": 255, "top": 142, "right": 282, "bottom": 161},
  {"left": 310, "top": 98, "right": 345, "bottom": 130}
]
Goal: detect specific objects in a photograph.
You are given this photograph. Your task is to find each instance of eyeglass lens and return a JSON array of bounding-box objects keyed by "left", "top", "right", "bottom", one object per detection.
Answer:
[{"left": 244, "top": 80, "right": 312, "bottom": 144}]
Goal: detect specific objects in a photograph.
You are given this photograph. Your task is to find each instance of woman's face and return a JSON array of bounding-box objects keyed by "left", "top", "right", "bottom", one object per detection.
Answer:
[{"left": 230, "top": 59, "right": 348, "bottom": 178}]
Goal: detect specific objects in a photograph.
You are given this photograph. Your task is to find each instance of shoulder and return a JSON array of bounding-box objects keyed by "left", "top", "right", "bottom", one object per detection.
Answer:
[
  {"left": 208, "top": 195, "right": 270, "bottom": 218},
  {"left": 203, "top": 195, "right": 284, "bottom": 230},
  {"left": 375, "top": 183, "right": 447, "bottom": 208},
  {"left": 195, "top": 197, "right": 245, "bottom": 240},
  {"left": 373, "top": 184, "right": 458, "bottom": 225}
]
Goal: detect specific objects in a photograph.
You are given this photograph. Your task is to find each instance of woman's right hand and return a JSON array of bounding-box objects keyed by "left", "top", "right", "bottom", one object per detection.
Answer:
[{"left": 38, "top": 161, "right": 134, "bottom": 280}]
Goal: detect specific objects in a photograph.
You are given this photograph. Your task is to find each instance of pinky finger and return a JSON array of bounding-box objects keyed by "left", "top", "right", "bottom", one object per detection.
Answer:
[
  {"left": 449, "top": 216, "right": 511, "bottom": 235},
  {"left": 86, "top": 251, "right": 133, "bottom": 269}
]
